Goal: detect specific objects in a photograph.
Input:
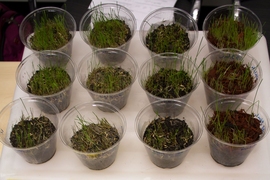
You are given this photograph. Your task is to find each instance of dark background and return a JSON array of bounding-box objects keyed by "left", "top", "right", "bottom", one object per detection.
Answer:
[{"left": 2, "top": 0, "right": 269, "bottom": 54}]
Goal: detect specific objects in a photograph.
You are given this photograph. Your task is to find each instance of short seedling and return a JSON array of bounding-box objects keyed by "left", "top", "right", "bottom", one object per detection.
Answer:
[
  {"left": 30, "top": 12, "right": 71, "bottom": 51},
  {"left": 144, "top": 38, "right": 203, "bottom": 99},
  {"left": 86, "top": 66, "right": 132, "bottom": 94},
  {"left": 71, "top": 113, "right": 120, "bottom": 153},
  {"left": 203, "top": 60, "right": 254, "bottom": 94},
  {"left": 207, "top": 108, "right": 262, "bottom": 144},
  {"left": 146, "top": 23, "right": 190, "bottom": 54},
  {"left": 143, "top": 116, "right": 194, "bottom": 151},
  {"left": 10, "top": 114, "right": 56, "bottom": 148}
]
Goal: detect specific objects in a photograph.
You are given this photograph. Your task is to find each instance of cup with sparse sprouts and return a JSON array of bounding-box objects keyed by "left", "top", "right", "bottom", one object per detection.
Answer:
[
  {"left": 59, "top": 101, "right": 126, "bottom": 170},
  {"left": 203, "top": 97, "right": 269, "bottom": 167},
  {"left": 199, "top": 48, "right": 262, "bottom": 106}
]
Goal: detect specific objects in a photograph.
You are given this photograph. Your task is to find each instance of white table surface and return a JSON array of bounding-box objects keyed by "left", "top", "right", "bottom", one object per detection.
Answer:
[{"left": 0, "top": 32, "right": 270, "bottom": 180}]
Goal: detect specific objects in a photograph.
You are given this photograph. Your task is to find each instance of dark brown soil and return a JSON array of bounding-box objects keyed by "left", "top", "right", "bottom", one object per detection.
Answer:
[
  {"left": 146, "top": 23, "right": 190, "bottom": 54},
  {"left": 207, "top": 109, "right": 262, "bottom": 144},
  {"left": 204, "top": 61, "right": 253, "bottom": 94},
  {"left": 71, "top": 118, "right": 119, "bottom": 153},
  {"left": 145, "top": 68, "right": 193, "bottom": 98},
  {"left": 10, "top": 116, "right": 56, "bottom": 148},
  {"left": 143, "top": 116, "right": 194, "bottom": 151},
  {"left": 86, "top": 66, "right": 132, "bottom": 94}
]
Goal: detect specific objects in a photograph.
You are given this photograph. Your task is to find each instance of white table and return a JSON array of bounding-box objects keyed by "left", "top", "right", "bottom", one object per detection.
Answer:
[{"left": 0, "top": 32, "right": 270, "bottom": 180}]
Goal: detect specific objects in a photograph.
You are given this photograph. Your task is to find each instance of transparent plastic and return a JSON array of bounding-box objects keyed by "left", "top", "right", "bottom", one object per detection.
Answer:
[
  {"left": 135, "top": 99, "right": 203, "bottom": 168},
  {"left": 202, "top": 5, "right": 262, "bottom": 52},
  {"left": 199, "top": 48, "right": 262, "bottom": 105},
  {"left": 139, "top": 7, "right": 198, "bottom": 56},
  {"left": 138, "top": 53, "right": 200, "bottom": 108},
  {"left": 59, "top": 101, "right": 127, "bottom": 170},
  {"left": 79, "top": 3, "right": 136, "bottom": 52},
  {"left": 0, "top": 97, "right": 59, "bottom": 164},
  {"left": 77, "top": 48, "right": 138, "bottom": 110},
  {"left": 19, "top": 7, "right": 76, "bottom": 56},
  {"left": 16, "top": 50, "right": 76, "bottom": 112},
  {"left": 203, "top": 98, "right": 270, "bottom": 167}
]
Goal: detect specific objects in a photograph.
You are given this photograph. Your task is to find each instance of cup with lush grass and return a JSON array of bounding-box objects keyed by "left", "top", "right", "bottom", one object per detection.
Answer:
[
  {"left": 80, "top": 3, "right": 136, "bottom": 57},
  {"left": 203, "top": 5, "right": 262, "bottom": 52},
  {"left": 77, "top": 48, "right": 138, "bottom": 110},
  {"left": 19, "top": 7, "right": 76, "bottom": 56},
  {"left": 16, "top": 50, "right": 76, "bottom": 113}
]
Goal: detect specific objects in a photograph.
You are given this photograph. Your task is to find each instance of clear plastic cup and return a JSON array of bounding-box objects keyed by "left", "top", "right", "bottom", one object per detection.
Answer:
[
  {"left": 139, "top": 7, "right": 198, "bottom": 56},
  {"left": 202, "top": 5, "right": 262, "bottom": 52},
  {"left": 19, "top": 6, "right": 76, "bottom": 56},
  {"left": 135, "top": 99, "right": 203, "bottom": 168},
  {"left": 0, "top": 97, "right": 59, "bottom": 164},
  {"left": 59, "top": 101, "right": 126, "bottom": 170},
  {"left": 203, "top": 97, "right": 269, "bottom": 167},
  {"left": 80, "top": 3, "right": 136, "bottom": 53},
  {"left": 199, "top": 48, "right": 262, "bottom": 106},
  {"left": 16, "top": 50, "right": 76, "bottom": 113},
  {"left": 77, "top": 48, "right": 138, "bottom": 110}
]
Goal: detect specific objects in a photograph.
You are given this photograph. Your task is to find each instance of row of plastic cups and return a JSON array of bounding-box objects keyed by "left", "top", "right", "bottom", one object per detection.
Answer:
[
  {"left": 81, "top": 4, "right": 262, "bottom": 57},
  {"left": 0, "top": 96, "right": 268, "bottom": 169},
  {"left": 15, "top": 45, "right": 263, "bottom": 113},
  {"left": 15, "top": 49, "right": 138, "bottom": 112},
  {"left": 18, "top": 4, "right": 137, "bottom": 58},
  {"left": 18, "top": 4, "right": 197, "bottom": 59},
  {"left": 0, "top": 97, "right": 201, "bottom": 168},
  {"left": 0, "top": 47, "right": 268, "bottom": 167},
  {"left": 18, "top": 4, "right": 263, "bottom": 61}
]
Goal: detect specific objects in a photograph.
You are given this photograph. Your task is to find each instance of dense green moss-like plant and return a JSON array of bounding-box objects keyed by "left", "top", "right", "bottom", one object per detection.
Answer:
[
  {"left": 30, "top": 13, "right": 71, "bottom": 51},
  {"left": 27, "top": 66, "right": 71, "bottom": 96}
]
